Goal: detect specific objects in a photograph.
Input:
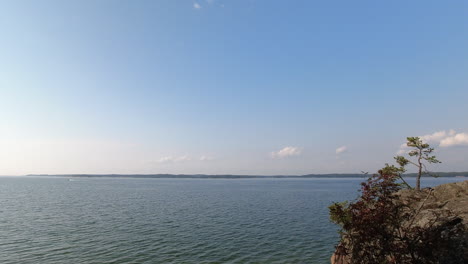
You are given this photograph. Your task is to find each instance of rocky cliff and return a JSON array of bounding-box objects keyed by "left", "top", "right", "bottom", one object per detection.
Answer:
[{"left": 331, "top": 180, "right": 468, "bottom": 264}]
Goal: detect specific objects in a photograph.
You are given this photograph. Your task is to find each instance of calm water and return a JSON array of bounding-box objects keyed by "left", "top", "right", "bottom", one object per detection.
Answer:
[{"left": 0, "top": 177, "right": 465, "bottom": 264}]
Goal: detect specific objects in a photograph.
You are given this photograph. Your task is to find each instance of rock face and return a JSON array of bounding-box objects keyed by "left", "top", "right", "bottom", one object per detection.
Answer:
[
  {"left": 398, "top": 180, "right": 468, "bottom": 225},
  {"left": 331, "top": 180, "right": 468, "bottom": 264}
]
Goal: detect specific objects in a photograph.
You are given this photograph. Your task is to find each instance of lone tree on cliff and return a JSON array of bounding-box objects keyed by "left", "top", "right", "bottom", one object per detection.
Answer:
[{"left": 394, "top": 137, "right": 441, "bottom": 191}]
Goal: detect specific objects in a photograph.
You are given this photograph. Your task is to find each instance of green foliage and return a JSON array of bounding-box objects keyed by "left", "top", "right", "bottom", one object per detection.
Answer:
[
  {"left": 380, "top": 163, "right": 405, "bottom": 175},
  {"left": 395, "top": 156, "right": 409, "bottom": 168},
  {"left": 328, "top": 201, "right": 351, "bottom": 227}
]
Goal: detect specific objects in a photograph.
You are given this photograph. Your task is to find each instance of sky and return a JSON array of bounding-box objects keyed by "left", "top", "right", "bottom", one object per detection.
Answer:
[{"left": 1, "top": 0, "right": 468, "bottom": 175}]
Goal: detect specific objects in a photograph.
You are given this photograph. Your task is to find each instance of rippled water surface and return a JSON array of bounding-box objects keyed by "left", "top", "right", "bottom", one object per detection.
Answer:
[{"left": 0, "top": 177, "right": 465, "bottom": 263}]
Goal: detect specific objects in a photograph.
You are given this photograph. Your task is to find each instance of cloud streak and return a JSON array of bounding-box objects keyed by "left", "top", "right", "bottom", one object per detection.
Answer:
[
  {"left": 271, "top": 146, "right": 302, "bottom": 159},
  {"left": 336, "top": 146, "right": 348, "bottom": 154},
  {"left": 199, "top": 155, "right": 215, "bottom": 161},
  {"left": 440, "top": 133, "right": 468, "bottom": 147},
  {"left": 156, "top": 155, "right": 216, "bottom": 163},
  {"left": 157, "top": 155, "right": 191, "bottom": 163},
  {"left": 193, "top": 2, "right": 201, "bottom": 9}
]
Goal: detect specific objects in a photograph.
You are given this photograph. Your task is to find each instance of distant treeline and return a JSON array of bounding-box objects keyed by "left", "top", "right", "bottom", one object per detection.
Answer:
[
  {"left": 403, "top": 172, "right": 468, "bottom": 178},
  {"left": 25, "top": 172, "right": 468, "bottom": 179}
]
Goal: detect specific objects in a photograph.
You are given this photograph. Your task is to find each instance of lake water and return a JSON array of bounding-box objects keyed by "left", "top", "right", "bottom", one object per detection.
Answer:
[{"left": 0, "top": 176, "right": 465, "bottom": 264}]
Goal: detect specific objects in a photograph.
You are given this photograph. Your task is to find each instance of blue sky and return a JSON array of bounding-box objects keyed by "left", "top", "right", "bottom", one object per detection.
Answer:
[{"left": 1, "top": 0, "right": 468, "bottom": 175}]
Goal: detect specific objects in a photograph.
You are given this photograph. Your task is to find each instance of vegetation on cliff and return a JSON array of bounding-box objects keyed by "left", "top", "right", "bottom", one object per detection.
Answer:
[{"left": 329, "top": 137, "right": 467, "bottom": 264}]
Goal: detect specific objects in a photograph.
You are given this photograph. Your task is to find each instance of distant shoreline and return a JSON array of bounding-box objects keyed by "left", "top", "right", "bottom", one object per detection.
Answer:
[{"left": 24, "top": 172, "right": 468, "bottom": 179}]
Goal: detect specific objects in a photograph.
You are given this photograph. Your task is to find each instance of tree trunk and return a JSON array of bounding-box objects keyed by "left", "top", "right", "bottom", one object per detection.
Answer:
[
  {"left": 416, "top": 166, "right": 422, "bottom": 191},
  {"left": 416, "top": 150, "right": 422, "bottom": 191}
]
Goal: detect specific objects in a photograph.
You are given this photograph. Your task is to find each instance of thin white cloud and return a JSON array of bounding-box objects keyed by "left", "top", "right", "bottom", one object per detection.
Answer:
[
  {"left": 156, "top": 155, "right": 215, "bottom": 163},
  {"left": 396, "top": 148, "right": 407, "bottom": 155},
  {"left": 199, "top": 155, "right": 215, "bottom": 161},
  {"left": 397, "top": 129, "right": 468, "bottom": 154},
  {"left": 157, "top": 155, "right": 192, "bottom": 163},
  {"left": 271, "top": 146, "right": 302, "bottom": 159},
  {"left": 440, "top": 133, "right": 468, "bottom": 147},
  {"left": 420, "top": 130, "right": 456, "bottom": 144},
  {"left": 336, "top": 146, "right": 348, "bottom": 154},
  {"left": 193, "top": 2, "right": 201, "bottom": 9}
]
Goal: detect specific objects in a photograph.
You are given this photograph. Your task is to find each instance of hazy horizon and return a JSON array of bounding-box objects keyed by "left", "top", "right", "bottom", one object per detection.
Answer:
[{"left": 1, "top": 0, "right": 468, "bottom": 175}]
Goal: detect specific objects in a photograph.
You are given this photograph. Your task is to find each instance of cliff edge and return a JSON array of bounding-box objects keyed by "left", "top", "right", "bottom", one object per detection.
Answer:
[{"left": 331, "top": 180, "right": 468, "bottom": 264}]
